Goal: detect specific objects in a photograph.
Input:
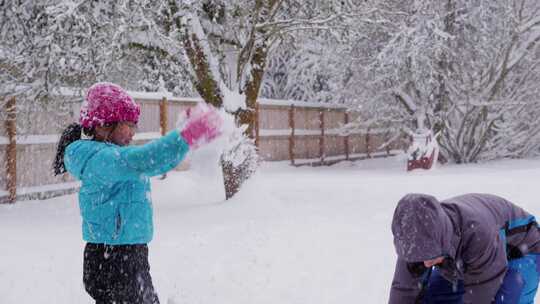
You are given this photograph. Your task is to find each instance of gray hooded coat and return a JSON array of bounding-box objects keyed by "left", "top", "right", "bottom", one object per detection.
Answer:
[{"left": 389, "top": 193, "right": 540, "bottom": 304}]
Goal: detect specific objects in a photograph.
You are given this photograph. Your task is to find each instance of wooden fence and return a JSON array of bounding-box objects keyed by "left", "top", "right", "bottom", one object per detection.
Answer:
[
  {"left": 255, "top": 99, "right": 403, "bottom": 165},
  {"left": 0, "top": 94, "right": 405, "bottom": 203}
]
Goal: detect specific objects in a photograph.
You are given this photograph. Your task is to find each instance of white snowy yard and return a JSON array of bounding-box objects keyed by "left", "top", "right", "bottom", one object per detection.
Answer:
[{"left": 1, "top": 155, "right": 540, "bottom": 304}]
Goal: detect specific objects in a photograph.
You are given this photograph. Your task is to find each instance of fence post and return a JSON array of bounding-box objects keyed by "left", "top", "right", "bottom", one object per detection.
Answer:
[
  {"left": 386, "top": 132, "right": 391, "bottom": 156},
  {"left": 4, "top": 97, "right": 16, "bottom": 203},
  {"left": 289, "top": 104, "right": 295, "bottom": 165},
  {"left": 366, "top": 128, "right": 371, "bottom": 158},
  {"left": 159, "top": 97, "right": 168, "bottom": 136},
  {"left": 344, "top": 111, "right": 349, "bottom": 160},
  {"left": 255, "top": 102, "right": 260, "bottom": 148},
  {"left": 159, "top": 97, "right": 168, "bottom": 179},
  {"left": 320, "top": 109, "right": 325, "bottom": 164}
]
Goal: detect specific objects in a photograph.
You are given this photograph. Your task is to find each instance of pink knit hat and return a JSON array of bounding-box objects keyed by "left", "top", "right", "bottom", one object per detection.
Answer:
[{"left": 80, "top": 82, "right": 140, "bottom": 128}]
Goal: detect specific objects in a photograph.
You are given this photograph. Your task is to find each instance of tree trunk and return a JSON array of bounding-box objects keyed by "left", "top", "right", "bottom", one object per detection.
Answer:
[
  {"left": 432, "top": 0, "right": 456, "bottom": 160},
  {"left": 222, "top": 1, "right": 279, "bottom": 199},
  {"left": 223, "top": 34, "right": 270, "bottom": 199},
  {"left": 178, "top": 7, "right": 271, "bottom": 199},
  {"left": 182, "top": 30, "right": 224, "bottom": 108}
]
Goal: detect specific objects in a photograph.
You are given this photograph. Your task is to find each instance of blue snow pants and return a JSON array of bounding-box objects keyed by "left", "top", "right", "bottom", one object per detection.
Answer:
[
  {"left": 494, "top": 254, "right": 540, "bottom": 304},
  {"left": 422, "top": 254, "right": 540, "bottom": 304}
]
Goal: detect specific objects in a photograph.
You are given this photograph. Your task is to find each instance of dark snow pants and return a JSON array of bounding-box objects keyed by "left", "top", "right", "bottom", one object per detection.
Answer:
[
  {"left": 422, "top": 254, "right": 540, "bottom": 304},
  {"left": 83, "top": 243, "right": 160, "bottom": 304},
  {"left": 422, "top": 268, "right": 464, "bottom": 304}
]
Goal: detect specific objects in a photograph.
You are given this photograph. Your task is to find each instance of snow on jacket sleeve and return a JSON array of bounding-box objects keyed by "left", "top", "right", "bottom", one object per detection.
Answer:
[
  {"left": 388, "top": 258, "right": 423, "bottom": 304},
  {"left": 89, "top": 130, "right": 189, "bottom": 182}
]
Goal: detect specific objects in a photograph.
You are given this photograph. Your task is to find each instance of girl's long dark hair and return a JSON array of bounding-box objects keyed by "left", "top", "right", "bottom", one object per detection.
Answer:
[{"left": 53, "top": 123, "right": 93, "bottom": 175}]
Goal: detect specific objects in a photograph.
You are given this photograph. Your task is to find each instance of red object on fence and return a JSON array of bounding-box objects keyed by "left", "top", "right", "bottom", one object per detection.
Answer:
[
  {"left": 406, "top": 129, "right": 438, "bottom": 171},
  {"left": 407, "top": 149, "right": 436, "bottom": 171}
]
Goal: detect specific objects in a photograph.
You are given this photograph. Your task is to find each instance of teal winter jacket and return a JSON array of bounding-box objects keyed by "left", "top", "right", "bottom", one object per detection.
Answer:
[{"left": 64, "top": 130, "right": 189, "bottom": 245}]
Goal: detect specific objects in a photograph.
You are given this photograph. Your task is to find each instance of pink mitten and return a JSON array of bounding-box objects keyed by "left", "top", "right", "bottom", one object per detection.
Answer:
[{"left": 180, "top": 105, "right": 223, "bottom": 148}]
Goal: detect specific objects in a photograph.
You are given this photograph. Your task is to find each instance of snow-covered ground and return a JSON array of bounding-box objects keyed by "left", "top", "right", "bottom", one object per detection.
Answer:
[{"left": 1, "top": 155, "right": 540, "bottom": 304}]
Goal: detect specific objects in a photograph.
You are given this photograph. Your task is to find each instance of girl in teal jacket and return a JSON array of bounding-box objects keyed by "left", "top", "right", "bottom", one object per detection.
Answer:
[{"left": 54, "top": 83, "right": 222, "bottom": 304}]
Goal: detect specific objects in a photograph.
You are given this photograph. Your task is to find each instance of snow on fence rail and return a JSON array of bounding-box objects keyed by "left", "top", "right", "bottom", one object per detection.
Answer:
[{"left": 0, "top": 94, "right": 405, "bottom": 203}]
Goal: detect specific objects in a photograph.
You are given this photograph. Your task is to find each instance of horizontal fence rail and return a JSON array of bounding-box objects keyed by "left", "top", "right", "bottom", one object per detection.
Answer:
[{"left": 0, "top": 94, "right": 405, "bottom": 203}]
